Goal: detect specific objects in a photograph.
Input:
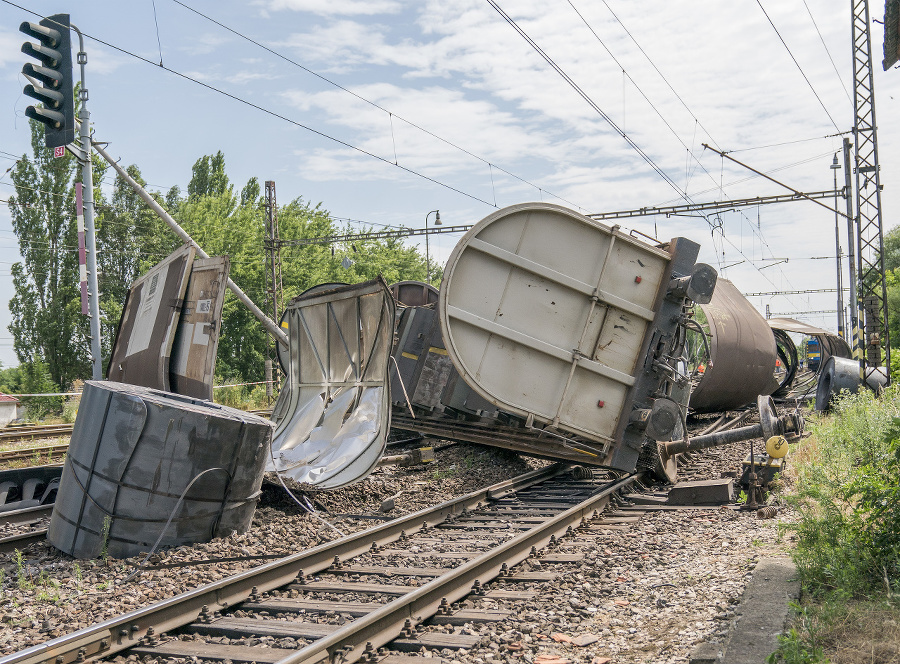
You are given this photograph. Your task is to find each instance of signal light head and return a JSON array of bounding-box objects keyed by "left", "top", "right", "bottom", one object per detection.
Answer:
[{"left": 19, "top": 14, "right": 74, "bottom": 149}]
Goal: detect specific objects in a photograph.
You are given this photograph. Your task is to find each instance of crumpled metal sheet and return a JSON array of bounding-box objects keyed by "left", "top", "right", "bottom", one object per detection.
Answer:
[{"left": 267, "top": 278, "right": 395, "bottom": 489}]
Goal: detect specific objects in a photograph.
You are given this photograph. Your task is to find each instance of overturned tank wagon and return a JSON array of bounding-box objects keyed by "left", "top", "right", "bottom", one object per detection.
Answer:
[
  {"left": 391, "top": 202, "right": 717, "bottom": 481},
  {"left": 687, "top": 278, "right": 780, "bottom": 413}
]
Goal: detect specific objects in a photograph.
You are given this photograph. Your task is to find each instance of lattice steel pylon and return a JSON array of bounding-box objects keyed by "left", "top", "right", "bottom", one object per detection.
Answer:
[
  {"left": 264, "top": 181, "right": 284, "bottom": 394},
  {"left": 852, "top": 0, "right": 889, "bottom": 384}
]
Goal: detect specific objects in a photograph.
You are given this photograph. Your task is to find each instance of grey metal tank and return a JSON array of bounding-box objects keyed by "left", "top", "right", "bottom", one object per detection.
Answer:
[{"left": 48, "top": 381, "right": 273, "bottom": 559}]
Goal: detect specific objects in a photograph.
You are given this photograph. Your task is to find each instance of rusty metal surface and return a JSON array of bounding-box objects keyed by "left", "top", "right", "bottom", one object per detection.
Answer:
[
  {"left": 268, "top": 278, "right": 395, "bottom": 489},
  {"left": 390, "top": 281, "right": 439, "bottom": 307},
  {"left": 107, "top": 244, "right": 196, "bottom": 391},
  {"left": 690, "top": 279, "right": 778, "bottom": 412},
  {"left": 170, "top": 256, "right": 230, "bottom": 400}
]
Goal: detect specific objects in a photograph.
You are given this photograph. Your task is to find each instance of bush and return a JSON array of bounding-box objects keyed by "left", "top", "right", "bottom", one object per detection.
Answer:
[
  {"left": 212, "top": 380, "right": 272, "bottom": 411},
  {"left": 788, "top": 385, "right": 900, "bottom": 597}
]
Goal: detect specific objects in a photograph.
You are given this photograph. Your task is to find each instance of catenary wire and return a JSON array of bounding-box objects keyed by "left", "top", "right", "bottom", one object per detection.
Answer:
[
  {"left": 485, "top": 0, "right": 693, "bottom": 208},
  {"left": 598, "top": 0, "right": 722, "bottom": 152},
  {"left": 755, "top": 0, "right": 841, "bottom": 132},
  {"left": 169, "top": 0, "right": 583, "bottom": 212},
  {"left": 564, "top": 0, "right": 724, "bottom": 194},
  {"left": 3, "top": 0, "right": 504, "bottom": 211},
  {"left": 800, "top": 0, "right": 852, "bottom": 105}
]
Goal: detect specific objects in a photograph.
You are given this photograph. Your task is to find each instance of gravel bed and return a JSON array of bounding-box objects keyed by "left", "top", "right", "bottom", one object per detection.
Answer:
[
  {"left": 0, "top": 432, "right": 797, "bottom": 662},
  {"left": 0, "top": 444, "right": 539, "bottom": 654}
]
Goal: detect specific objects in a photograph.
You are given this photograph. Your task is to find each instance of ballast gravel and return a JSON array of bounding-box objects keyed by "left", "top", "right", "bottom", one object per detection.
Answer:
[{"left": 0, "top": 437, "right": 795, "bottom": 663}]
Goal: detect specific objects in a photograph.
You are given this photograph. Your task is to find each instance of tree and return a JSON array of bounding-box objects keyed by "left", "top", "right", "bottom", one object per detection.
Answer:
[
  {"left": 170, "top": 152, "right": 433, "bottom": 382},
  {"left": 7, "top": 119, "right": 89, "bottom": 387},
  {"left": 95, "top": 164, "right": 177, "bottom": 364}
]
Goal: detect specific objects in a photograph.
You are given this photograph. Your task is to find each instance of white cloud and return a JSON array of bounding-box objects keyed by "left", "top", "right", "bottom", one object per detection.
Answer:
[{"left": 257, "top": 0, "right": 402, "bottom": 17}]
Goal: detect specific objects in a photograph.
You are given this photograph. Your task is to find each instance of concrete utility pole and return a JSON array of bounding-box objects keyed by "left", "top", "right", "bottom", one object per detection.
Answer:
[
  {"left": 72, "top": 25, "right": 102, "bottom": 380},
  {"left": 90, "top": 140, "right": 289, "bottom": 348}
]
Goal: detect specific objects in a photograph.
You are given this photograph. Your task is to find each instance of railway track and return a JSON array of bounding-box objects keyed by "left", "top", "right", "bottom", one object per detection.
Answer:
[
  {"left": 1, "top": 463, "right": 642, "bottom": 664},
  {"left": 0, "top": 442, "right": 69, "bottom": 463},
  {"left": 0, "top": 424, "right": 74, "bottom": 444}
]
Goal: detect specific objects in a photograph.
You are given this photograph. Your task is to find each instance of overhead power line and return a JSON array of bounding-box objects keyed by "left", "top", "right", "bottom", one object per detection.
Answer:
[
  {"left": 170, "top": 0, "right": 583, "bottom": 212},
  {"left": 800, "top": 0, "right": 853, "bottom": 104},
  {"left": 598, "top": 0, "right": 721, "bottom": 152},
  {"left": 755, "top": 0, "right": 841, "bottom": 132},
  {"left": 564, "top": 0, "right": 722, "bottom": 193},
  {"left": 2, "top": 0, "right": 510, "bottom": 211},
  {"left": 485, "top": 0, "right": 690, "bottom": 205}
]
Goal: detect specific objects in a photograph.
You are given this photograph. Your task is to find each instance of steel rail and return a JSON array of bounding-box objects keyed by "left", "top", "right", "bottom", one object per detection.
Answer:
[
  {"left": 0, "top": 443, "right": 69, "bottom": 463},
  {"left": 0, "top": 426, "right": 73, "bottom": 444},
  {"left": 276, "top": 472, "right": 638, "bottom": 664},
  {"left": 0, "top": 503, "right": 53, "bottom": 527},
  {"left": 0, "top": 464, "right": 567, "bottom": 664},
  {"left": 0, "top": 528, "right": 48, "bottom": 554}
]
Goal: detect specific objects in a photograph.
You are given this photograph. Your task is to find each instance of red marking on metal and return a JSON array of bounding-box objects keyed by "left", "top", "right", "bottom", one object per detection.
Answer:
[
  {"left": 634, "top": 276, "right": 642, "bottom": 283},
  {"left": 597, "top": 400, "right": 605, "bottom": 408}
]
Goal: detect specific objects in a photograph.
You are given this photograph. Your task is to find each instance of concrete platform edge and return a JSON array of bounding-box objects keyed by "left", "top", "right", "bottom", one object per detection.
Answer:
[{"left": 689, "top": 555, "right": 799, "bottom": 664}]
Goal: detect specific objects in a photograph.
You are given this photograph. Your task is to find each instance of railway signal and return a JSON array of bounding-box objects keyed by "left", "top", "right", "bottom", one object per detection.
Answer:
[{"left": 20, "top": 13, "right": 75, "bottom": 149}]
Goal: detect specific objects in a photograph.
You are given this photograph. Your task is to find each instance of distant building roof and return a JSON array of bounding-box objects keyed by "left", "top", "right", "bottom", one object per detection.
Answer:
[{"left": 0, "top": 394, "right": 20, "bottom": 403}]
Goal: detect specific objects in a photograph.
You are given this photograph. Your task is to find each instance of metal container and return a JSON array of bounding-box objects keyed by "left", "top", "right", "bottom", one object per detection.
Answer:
[
  {"left": 390, "top": 281, "right": 439, "bottom": 307},
  {"left": 48, "top": 381, "right": 273, "bottom": 559},
  {"left": 814, "top": 356, "right": 886, "bottom": 410}
]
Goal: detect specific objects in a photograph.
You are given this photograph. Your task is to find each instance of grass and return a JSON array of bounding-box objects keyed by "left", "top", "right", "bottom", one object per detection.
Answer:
[{"left": 770, "top": 385, "right": 900, "bottom": 663}]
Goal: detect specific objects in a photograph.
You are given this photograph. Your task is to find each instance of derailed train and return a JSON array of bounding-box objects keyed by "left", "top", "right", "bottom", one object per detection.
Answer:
[{"left": 268, "top": 203, "right": 718, "bottom": 487}]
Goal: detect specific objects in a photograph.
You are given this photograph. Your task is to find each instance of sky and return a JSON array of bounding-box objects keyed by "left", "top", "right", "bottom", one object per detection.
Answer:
[{"left": 1, "top": 0, "right": 899, "bottom": 370}]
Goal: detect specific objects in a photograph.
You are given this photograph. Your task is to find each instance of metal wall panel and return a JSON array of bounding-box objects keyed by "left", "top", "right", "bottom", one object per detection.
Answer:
[
  {"left": 439, "top": 203, "right": 670, "bottom": 448},
  {"left": 107, "top": 245, "right": 195, "bottom": 391},
  {"left": 170, "top": 256, "right": 231, "bottom": 400}
]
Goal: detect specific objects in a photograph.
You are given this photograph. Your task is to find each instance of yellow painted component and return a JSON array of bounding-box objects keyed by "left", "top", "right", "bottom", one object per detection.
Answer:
[
  {"left": 401, "top": 352, "right": 419, "bottom": 361},
  {"left": 281, "top": 321, "right": 289, "bottom": 329},
  {"left": 765, "top": 435, "right": 788, "bottom": 459},
  {"left": 428, "top": 347, "right": 448, "bottom": 355}
]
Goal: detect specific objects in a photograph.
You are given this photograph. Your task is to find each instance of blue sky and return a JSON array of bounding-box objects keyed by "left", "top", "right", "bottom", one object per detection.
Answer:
[{"left": 1, "top": 0, "right": 899, "bottom": 370}]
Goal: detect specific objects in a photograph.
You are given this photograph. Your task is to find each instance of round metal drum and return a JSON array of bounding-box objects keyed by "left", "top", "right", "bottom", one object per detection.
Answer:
[
  {"left": 48, "top": 381, "right": 273, "bottom": 559},
  {"left": 439, "top": 202, "right": 672, "bottom": 449}
]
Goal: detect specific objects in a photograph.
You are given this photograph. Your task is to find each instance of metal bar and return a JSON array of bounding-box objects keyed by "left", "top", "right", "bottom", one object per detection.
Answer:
[
  {"left": 587, "top": 189, "right": 842, "bottom": 221},
  {"left": 90, "top": 139, "right": 289, "bottom": 347},
  {"left": 701, "top": 145, "right": 851, "bottom": 220}
]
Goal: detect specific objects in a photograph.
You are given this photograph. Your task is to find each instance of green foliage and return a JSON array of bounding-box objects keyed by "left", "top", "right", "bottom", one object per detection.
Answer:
[
  {"left": 213, "top": 381, "right": 270, "bottom": 410},
  {"left": 9, "top": 144, "right": 433, "bottom": 385},
  {"left": 170, "top": 152, "right": 431, "bottom": 381},
  {"left": 19, "top": 357, "right": 62, "bottom": 419},
  {"left": 7, "top": 119, "right": 90, "bottom": 387},
  {"left": 766, "top": 602, "right": 829, "bottom": 663},
  {"left": 787, "top": 386, "right": 900, "bottom": 597}
]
